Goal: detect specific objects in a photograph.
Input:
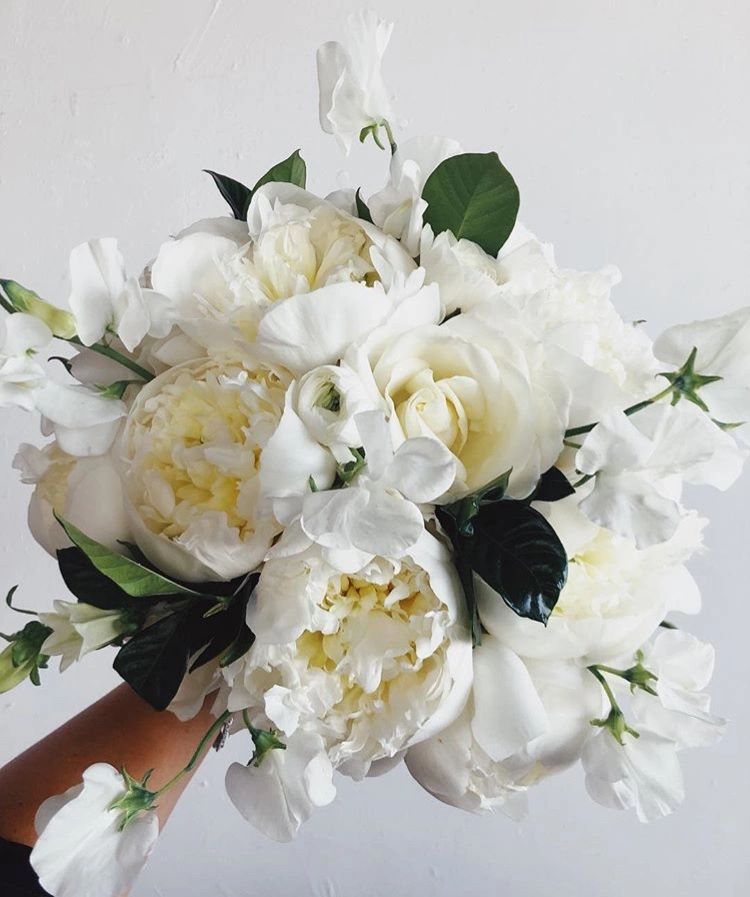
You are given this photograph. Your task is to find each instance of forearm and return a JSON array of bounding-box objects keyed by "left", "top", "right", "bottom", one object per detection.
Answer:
[{"left": 0, "top": 683, "right": 216, "bottom": 847}]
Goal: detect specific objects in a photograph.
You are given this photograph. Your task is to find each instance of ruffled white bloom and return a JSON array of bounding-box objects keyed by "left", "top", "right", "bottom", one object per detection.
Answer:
[
  {"left": 13, "top": 442, "right": 130, "bottom": 555},
  {"left": 225, "top": 533, "right": 472, "bottom": 809},
  {"left": 167, "top": 661, "right": 222, "bottom": 722},
  {"left": 352, "top": 314, "right": 569, "bottom": 498},
  {"left": 576, "top": 403, "right": 745, "bottom": 547},
  {"left": 30, "top": 763, "right": 159, "bottom": 897},
  {"left": 299, "top": 411, "right": 457, "bottom": 562},
  {"left": 317, "top": 10, "right": 395, "bottom": 153},
  {"left": 368, "top": 137, "right": 462, "bottom": 255},
  {"left": 632, "top": 629, "right": 725, "bottom": 749},
  {"left": 121, "top": 355, "right": 293, "bottom": 581},
  {"left": 226, "top": 729, "right": 336, "bottom": 842},
  {"left": 68, "top": 239, "right": 172, "bottom": 352},
  {"left": 0, "top": 312, "right": 53, "bottom": 409},
  {"left": 34, "top": 380, "right": 128, "bottom": 457},
  {"left": 581, "top": 728, "right": 685, "bottom": 823},
  {"left": 478, "top": 496, "right": 705, "bottom": 664},
  {"left": 406, "top": 639, "right": 601, "bottom": 814},
  {"left": 654, "top": 306, "right": 750, "bottom": 427},
  {"left": 38, "top": 601, "right": 128, "bottom": 672}
]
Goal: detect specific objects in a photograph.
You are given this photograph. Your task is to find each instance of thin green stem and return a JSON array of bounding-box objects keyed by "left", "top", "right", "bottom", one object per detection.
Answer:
[
  {"left": 68, "top": 336, "right": 155, "bottom": 382},
  {"left": 564, "top": 384, "right": 674, "bottom": 439},
  {"left": 587, "top": 665, "right": 622, "bottom": 714},
  {"left": 154, "top": 710, "right": 230, "bottom": 797},
  {"left": 572, "top": 472, "right": 595, "bottom": 489},
  {"left": 383, "top": 120, "right": 397, "bottom": 155}
]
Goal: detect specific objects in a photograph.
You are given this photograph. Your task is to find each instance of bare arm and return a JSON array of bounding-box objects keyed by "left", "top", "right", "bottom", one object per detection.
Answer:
[{"left": 0, "top": 683, "right": 216, "bottom": 848}]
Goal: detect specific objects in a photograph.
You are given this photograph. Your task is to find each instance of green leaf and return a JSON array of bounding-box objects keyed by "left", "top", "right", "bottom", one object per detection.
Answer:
[
  {"left": 57, "top": 547, "right": 138, "bottom": 611},
  {"left": 204, "top": 170, "right": 253, "bottom": 220},
  {"left": 253, "top": 150, "right": 307, "bottom": 192},
  {"left": 422, "top": 152, "right": 520, "bottom": 256},
  {"left": 56, "top": 516, "right": 199, "bottom": 599},
  {"left": 440, "top": 469, "right": 512, "bottom": 536},
  {"left": 527, "top": 467, "right": 575, "bottom": 504},
  {"left": 355, "top": 188, "right": 373, "bottom": 223},
  {"left": 113, "top": 613, "right": 193, "bottom": 710},
  {"left": 438, "top": 500, "right": 567, "bottom": 625}
]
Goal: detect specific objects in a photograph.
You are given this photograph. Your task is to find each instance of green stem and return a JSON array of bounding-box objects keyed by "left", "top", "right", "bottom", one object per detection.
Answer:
[
  {"left": 564, "top": 384, "right": 674, "bottom": 439},
  {"left": 587, "top": 665, "right": 623, "bottom": 714},
  {"left": 383, "top": 120, "right": 397, "bottom": 155},
  {"left": 68, "top": 336, "right": 155, "bottom": 382},
  {"left": 154, "top": 710, "right": 230, "bottom": 797}
]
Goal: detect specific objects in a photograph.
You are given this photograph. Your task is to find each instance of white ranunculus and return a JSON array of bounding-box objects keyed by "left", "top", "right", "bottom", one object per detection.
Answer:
[
  {"left": 317, "top": 10, "right": 395, "bottom": 153},
  {"left": 576, "top": 403, "right": 745, "bottom": 547},
  {"left": 68, "top": 239, "right": 172, "bottom": 352},
  {"left": 581, "top": 728, "right": 685, "bottom": 823},
  {"left": 225, "top": 532, "right": 472, "bottom": 808},
  {"left": 30, "top": 764, "right": 159, "bottom": 897},
  {"left": 34, "top": 381, "right": 128, "bottom": 457},
  {"left": 368, "top": 137, "right": 462, "bottom": 256},
  {"left": 654, "top": 306, "right": 750, "bottom": 427},
  {"left": 478, "top": 496, "right": 705, "bottom": 664},
  {"left": 14, "top": 442, "right": 130, "bottom": 555},
  {"left": 406, "top": 639, "right": 602, "bottom": 814},
  {"left": 631, "top": 629, "right": 725, "bottom": 749},
  {"left": 354, "top": 315, "right": 569, "bottom": 499},
  {"left": 121, "top": 355, "right": 294, "bottom": 581},
  {"left": 226, "top": 729, "right": 336, "bottom": 842},
  {"left": 0, "top": 312, "right": 53, "bottom": 409},
  {"left": 38, "top": 601, "right": 128, "bottom": 672}
]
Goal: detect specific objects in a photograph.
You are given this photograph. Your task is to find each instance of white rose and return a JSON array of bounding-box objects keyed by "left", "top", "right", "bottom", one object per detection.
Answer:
[
  {"left": 120, "top": 354, "right": 293, "bottom": 581},
  {"left": 478, "top": 495, "right": 705, "bottom": 664},
  {"left": 225, "top": 532, "right": 472, "bottom": 793},
  {"left": 352, "top": 315, "right": 569, "bottom": 498},
  {"left": 14, "top": 442, "right": 130, "bottom": 556}
]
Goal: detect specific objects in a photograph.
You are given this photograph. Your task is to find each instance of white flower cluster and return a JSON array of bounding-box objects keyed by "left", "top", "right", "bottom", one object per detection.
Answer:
[{"left": 0, "top": 10, "right": 744, "bottom": 897}]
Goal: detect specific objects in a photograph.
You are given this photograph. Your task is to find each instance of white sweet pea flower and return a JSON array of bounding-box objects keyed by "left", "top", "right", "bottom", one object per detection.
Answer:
[
  {"left": 300, "top": 411, "right": 457, "bottom": 561},
  {"left": 576, "top": 402, "right": 745, "bottom": 547},
  {"left": 0, "top": 312, "right": 53, "bottom": 409},
  {"left": 34, "top": 380, "right": 128, "bottom": 457},
  {"left": 68, "top": 239, "right": 172, "bottom": 352},
  {"left": 654, "top": 306, "right": 750, "bottom": 428},
  {"left": 224, "top": 532, "right": 472, "bottom": 822},
  {"left": 168, "top": 661, "right": 222, "bottom": 722},
  {"left": 581, "top": 728, "right": 685, "bottom": 823},
  {"left": 226, "top": 729, "right": 336, "bottom": 842},
  {"left": 121, "top": 355, "right": 296, "bottom": 581},
  {"left": 478, "top": 496, "right": 705, "bottom": 664},
  {"left": 368, "top": 137, "right": 462, "bottom": 255},
  {"left": 631, "top": 629, "right": 725, "bottom": 749},
  {"left": 30, "top": 763, "right": 159, "bottom": 897},
  {"left": 317, "top": 10, "right": 395, "bottom": 153},
  {"left": 14, "top": 442, "right": 130, "bottom": 555},
  {"left": 38, "top": 601, "right": 130, "bottom": 672},
  {"left": 353, "top": 315, "right": 569, "bottom": 499},
  {"left": 406, "top": 639, "right": 601, "bottom": 814}
]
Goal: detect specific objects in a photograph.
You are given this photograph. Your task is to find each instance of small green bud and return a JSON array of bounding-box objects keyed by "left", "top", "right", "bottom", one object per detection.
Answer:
[
  {"left": 0, "top": 621, "right": 52, "bottom": 693},
  {"left": 0, "top": 280, "right": 77, "bottom": 339},
  {"left": 315, "top": 383, "right": 341, "bottom": 413}
]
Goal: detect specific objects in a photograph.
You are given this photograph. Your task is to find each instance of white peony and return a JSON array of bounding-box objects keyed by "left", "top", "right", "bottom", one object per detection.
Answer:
[
  {"left": 478, "top": 495, "right": 705, "bottom": 664},
  {"left": 317, "top": 10, "right": 395, "bottom": 153},
  {"left": 225, "top": 533, "right": 472, "bottom": 801},
  {"left": 120, "top": 354, "right": 293, "bottom": 581},
  {"left": 30, "top": 764, "right": 159, "bottom": 897},
  {"left": 14, "top": 442, "right": 130, "bottom": 556},
  {"left": 368, "top": 137, "right": 462, "bottom": 256}
]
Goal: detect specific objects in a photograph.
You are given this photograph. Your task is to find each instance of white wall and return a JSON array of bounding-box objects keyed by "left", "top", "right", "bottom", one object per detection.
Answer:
[{"left": 1, "top": 1, "right": 749, "bottom": 894}]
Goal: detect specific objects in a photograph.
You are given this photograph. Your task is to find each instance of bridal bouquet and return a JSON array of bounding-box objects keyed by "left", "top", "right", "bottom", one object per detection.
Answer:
[{"left": 1, "top": 10, "right": 745, "bottom": 897}]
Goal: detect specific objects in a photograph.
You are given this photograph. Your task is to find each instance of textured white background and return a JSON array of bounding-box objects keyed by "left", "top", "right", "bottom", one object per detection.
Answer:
[{"left": 1, "top": 1, "right": 749, "bottom": 894}]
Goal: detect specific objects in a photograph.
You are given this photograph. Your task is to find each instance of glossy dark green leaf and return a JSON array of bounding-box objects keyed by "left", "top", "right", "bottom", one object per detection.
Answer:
[
  {"left": 203, "top": 170, "right": 253, "bottom": 220},
  {"left": 113, "top": 612, "right": 192, "bottom": 710},
  {"left": 422, "top": 152, "right": 520, "bottom": 256},
  {"left": 528, "top": 467, "right": 575, "bottom": 503},
  {"left": 355, "top": 188, "right": 373, "bottom": 223},
  {"left": 57, "top": 516, "right": 199, "bottom": 599},
  {"left": 57, "top": 547, "right": 137, "bottom": 611},
  {"left": 253, "top": 149, "right": 307, "bottom": 192}
]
